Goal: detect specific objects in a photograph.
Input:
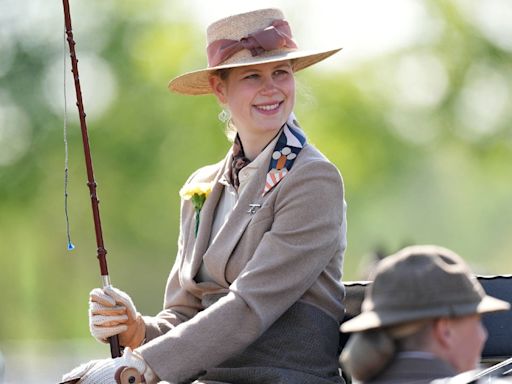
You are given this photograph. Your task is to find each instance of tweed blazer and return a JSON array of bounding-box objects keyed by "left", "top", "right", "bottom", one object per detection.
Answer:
[
  {"left": 137, "top": 142, "right": 347, "bottom": 383},
  {"left": 365, "top": 356, "right": 457, "bottom": 384}
]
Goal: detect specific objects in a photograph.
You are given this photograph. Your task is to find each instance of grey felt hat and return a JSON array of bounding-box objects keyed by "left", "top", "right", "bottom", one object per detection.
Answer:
[{"left": 341, "top": 245, "right": 510, "bottom": 333}]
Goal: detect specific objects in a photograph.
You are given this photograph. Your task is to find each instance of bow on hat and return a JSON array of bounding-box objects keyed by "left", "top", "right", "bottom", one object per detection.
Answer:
[{"left": 207, "top": 20, "right": 298, "bottom": 67}]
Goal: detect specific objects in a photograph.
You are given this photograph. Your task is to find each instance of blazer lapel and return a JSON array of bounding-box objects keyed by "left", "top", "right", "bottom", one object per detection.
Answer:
[
  {"left": 182, "top": 157, "right": 227, "bottom": 282},
  {"left": 202, "top": 161, "right": 269, "bottom": 285}
]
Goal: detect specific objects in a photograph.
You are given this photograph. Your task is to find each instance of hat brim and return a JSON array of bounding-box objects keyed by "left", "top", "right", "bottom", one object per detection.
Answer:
[
  {"left": 340, "top": 294, "right": 510, "bottom": 333},
  {"left": 168, "top": 47, "right": 342, "bottom": 95}
]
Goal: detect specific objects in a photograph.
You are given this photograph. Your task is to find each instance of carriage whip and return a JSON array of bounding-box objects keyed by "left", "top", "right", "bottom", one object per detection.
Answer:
[{"left": 62, "top": 0, "right": 122, "bottom": 359}]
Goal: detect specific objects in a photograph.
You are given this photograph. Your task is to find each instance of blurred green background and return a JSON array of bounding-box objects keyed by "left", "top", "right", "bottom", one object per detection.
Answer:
[{"left": 0, "top": 0, "right": 511, "bottom": 381}]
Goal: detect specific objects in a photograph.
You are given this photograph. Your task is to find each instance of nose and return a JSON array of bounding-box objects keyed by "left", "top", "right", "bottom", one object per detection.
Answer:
[{"left": 260, "top": 76, "right": 277, "bottom": 95}]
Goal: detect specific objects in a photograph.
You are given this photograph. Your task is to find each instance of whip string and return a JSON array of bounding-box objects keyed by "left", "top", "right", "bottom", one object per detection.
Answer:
[{"left": 63, "top": 29, "right": 75, "bottom": 251}]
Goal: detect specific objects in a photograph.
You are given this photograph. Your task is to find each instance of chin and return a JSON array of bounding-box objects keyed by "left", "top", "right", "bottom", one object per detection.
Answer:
[
  {"left": 261, "top": 117, "right": 287, "bottom": 130},
  {"left": 261, "top": 124, "right": 284, "bottom": 133}
]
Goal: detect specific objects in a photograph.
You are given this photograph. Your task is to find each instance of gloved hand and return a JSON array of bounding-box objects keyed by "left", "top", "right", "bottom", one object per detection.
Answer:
[
  {"left": 61, "top": 347, "right": 156, "bottom": 384},
  {"left": 89, "top": 286, "right": 146, "bottom": 349}
]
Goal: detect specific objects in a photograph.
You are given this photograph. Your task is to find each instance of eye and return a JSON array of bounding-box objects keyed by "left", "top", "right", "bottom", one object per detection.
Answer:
[
  {"left": 243, "top": 73, "right": 259, "bottom": 80},
  {"left": 273, "top": 69, "right": 290, "bottom": 78}
]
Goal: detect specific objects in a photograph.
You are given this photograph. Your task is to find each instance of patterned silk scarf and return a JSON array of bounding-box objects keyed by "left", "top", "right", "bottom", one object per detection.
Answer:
[
  {"left": 230, "top": 134, "right": 252, "bottom": 190},
  {"left": 229, "top": 113, "right": 307, "bottom": 192},
  {"left": 263, "top": 115, "right": 306, "bottom": 195}
]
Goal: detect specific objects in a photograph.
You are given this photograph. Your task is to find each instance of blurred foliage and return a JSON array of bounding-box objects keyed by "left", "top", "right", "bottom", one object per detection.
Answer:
[{"left": 0, "top": 0, "right": 511, "bottom": 342}]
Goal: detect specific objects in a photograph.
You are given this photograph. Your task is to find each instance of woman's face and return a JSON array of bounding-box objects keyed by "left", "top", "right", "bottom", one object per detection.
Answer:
[{"left": 210, "top": 61, "right": 295, "bottom": 142}]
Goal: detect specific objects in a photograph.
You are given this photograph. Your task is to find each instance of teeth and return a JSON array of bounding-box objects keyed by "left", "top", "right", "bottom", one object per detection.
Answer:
[{"left": 257, "top": 103, "right": 279, "bottom": 111}]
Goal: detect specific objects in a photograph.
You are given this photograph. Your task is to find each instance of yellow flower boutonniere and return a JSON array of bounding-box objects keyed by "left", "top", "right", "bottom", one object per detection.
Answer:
[{"left": 179, "top": 182, "right": 214, "bottom": 237}]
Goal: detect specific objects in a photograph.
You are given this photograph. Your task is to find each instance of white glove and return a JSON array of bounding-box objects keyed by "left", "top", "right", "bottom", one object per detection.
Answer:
[
  {"left": 61, "top": 347, "right": 155, "bottom": 384},
  {"left": 89, "top": 286, "right": 145, "bottom": 349}
]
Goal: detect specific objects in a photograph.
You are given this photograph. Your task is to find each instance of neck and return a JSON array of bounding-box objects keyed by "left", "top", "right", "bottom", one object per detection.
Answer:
[{"left": 237, "top": 129, "right": 280, "bottom": 160}]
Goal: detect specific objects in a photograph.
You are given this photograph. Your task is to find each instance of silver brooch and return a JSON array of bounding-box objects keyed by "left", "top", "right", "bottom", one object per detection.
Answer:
[{"left": 247, "top": 204, "right": 261, "bottom": 214}]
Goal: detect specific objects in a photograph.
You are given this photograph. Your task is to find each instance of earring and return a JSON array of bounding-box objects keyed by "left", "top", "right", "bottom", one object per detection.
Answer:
[{"left": 218, "top": 109, "right": 231, "bottom": 123}]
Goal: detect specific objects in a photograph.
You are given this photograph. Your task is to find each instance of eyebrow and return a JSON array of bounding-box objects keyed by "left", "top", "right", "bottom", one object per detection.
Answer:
[{"left": 239, "top": 63, "right": 292, "bottom": 75}]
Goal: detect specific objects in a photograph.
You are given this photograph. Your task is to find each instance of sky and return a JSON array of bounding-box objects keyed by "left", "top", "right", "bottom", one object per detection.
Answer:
[
  {"left": 153, "top": 0, "right": 512, "bottom": 74},
  {"left": 172, "top": 0, "right": 428, "bottom": 71}
]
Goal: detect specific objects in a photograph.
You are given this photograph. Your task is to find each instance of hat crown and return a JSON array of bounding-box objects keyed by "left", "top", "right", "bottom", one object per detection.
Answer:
[
  {"left": 204, "top": 8, "right": 298, "bottom": 69},
  {"left": 207, "top": 8, "right": 285, "bottom": 45},
  {"left": 363, "top": 246, "right": 484, "bottom": 316}
]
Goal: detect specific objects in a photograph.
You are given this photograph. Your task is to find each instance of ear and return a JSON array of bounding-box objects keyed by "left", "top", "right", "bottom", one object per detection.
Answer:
[
  {"left": 432, "top": 318, "right": 453, "bottom": 348},
  {"left": 209, "top": 74, "right": 228, "bottom": 104}
]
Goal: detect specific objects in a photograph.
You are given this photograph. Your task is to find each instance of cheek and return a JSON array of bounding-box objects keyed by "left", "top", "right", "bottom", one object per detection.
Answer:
[
  {"left": 283, "top": 77, "right": 295, "bottom": 97},
  {"left": 285, "top": 79, "right": 296, "bottom": 108},
  {"left": 229, "top": 96, "right": 249, "bottom": 116},
  {"left": 225, "top": 86, "right": 250, "bottom": 113},
  {"left": 468, "top": 321, "right": 487, "bottom": 351},
  {"left": 459, "top": 322, "right": 487, "bottom": 371},
  {"left": 475, "top": 322, "right": 488, "bottom": 351}
]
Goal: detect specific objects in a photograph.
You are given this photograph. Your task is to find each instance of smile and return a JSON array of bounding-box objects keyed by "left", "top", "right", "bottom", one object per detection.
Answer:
[{"left": 254, "top": 102, "right": 281, "bottom": 111}]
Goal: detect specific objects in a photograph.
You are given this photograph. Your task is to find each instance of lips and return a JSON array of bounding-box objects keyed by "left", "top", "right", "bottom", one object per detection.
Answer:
[{"left": 254, "top": 101, "right": 282, "bottom": 112}]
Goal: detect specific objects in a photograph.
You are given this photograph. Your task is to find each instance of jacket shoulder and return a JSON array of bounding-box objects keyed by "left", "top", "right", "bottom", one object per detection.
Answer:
[
  {"left": 184, "top": 158, "right": 225, "bottom": 185},
  {"left": 296, "top": 143, "right": 335, "bottom": 165},
  {"left": 294, "top": 144, "right": 343, "bottom": 180}
]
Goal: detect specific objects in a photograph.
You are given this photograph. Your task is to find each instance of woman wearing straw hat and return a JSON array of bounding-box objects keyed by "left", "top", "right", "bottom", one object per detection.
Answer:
[
  {"left": 62, "top": 8, "right": 347, "bottom": 384},
  {"left": 339, "top": 245, "right": 510, "bottom": 384}
]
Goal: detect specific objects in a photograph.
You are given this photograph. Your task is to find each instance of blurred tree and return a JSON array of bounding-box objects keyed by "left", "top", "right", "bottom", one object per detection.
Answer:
[{"left": 0, "top": 0, "right": 510, "bottom": 343}]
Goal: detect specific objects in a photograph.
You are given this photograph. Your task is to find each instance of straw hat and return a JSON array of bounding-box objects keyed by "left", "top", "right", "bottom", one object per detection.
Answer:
[
  {"left": 340, "top": 245, "right": 510, "bottom": 333},
  {"left": 168, "top": 8, "right": 342, "bottom": 95}
]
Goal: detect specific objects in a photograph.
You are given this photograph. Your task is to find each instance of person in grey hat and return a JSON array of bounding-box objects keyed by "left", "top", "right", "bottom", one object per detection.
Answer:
[{"left": 339, "top": 245, "right": 510, "bottom": 384}]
